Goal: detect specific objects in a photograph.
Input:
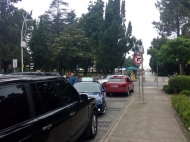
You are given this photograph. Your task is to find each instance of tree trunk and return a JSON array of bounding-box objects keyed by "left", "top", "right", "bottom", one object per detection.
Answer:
[{"left": 179, "top": 63, "right": 183, "bottom": 75}]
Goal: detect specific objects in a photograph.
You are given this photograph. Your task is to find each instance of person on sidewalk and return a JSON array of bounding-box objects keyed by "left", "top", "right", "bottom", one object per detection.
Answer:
[{"left": 69, "top": 72, "right": 76, "bottom": 85}]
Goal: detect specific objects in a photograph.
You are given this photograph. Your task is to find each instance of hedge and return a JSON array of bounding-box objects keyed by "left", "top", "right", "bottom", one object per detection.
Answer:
[
  {"left": 167, "top": 75, "right": 190, "bottom": 94},
  {"left": 171, "top": 95, "right": 190, "bottom": 131}
]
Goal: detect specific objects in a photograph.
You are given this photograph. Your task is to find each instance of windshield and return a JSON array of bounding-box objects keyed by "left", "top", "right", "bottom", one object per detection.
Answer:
[
  {"left": 74, "top": 83, "right": 100, "bottom": 93},
  {"left": 108, "top": 78, "right": 125, "bottom": 82},
  {"left": 104, "top": 75, "right": 112, "bottom": 79}
]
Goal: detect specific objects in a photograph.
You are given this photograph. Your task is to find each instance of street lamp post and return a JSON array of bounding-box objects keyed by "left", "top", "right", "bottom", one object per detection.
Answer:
[
  {"left": 139, "top": 46, "right": 145, "bottom": 104},
  {"left": 21, "top": 11, "right": 32, "bottom": 72}
]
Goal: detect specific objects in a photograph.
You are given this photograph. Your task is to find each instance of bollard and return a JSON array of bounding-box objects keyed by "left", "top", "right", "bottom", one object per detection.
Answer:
[
  {"left": 154, "top": 76, "right": 157, "bottom": 82},
  {"left": 162, "top": 77, "right": 165, "bottom": 82},
  {"left": 143, "top": 77, "right": 146, "bottom": 82}
]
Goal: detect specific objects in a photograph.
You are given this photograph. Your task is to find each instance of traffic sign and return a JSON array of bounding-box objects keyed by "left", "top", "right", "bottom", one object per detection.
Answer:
[
  {"left": 13, "top": 59, "right": 17, "bottom": 68},
  {"left": 134, "top": 54, "right": 142, "bottom": 64}
]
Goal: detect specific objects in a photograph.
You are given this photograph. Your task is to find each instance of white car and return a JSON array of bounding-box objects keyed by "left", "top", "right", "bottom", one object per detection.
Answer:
[{"left": 97, "top": 75, "right": 114, "bottom": 87}]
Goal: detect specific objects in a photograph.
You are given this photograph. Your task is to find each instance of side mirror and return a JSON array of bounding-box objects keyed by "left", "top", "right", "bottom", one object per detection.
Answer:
[{"left": 80, "top": 94, "right": 88, "bottom": 101}]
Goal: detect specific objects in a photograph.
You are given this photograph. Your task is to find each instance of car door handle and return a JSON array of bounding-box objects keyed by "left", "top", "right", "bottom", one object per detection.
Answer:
[
  {"left": 42, "top": 124, "right": 52, "bottom": 131},
  {"left": 70, "top": 112, "right": 75, "bottom": 116}
]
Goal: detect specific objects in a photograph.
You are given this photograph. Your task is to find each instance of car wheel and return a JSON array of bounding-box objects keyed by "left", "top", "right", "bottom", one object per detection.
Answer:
[
  {"left": 127, "top": 88, "right": 130, "bottom": 96},
  {"left": 102, "top": 102, "right": 107, "bottom": 114},
  {"left": 82, "top": 111, "right": 97, "bottom": 139},
  {"left": 89, "top": 111, "right": 98, "bottom": 138},
  {"left": 131, "top": 86, "right": 134, "bottom": 92},
  {"left": 106, "top": 93, "right": 110, "bottom": 97}
]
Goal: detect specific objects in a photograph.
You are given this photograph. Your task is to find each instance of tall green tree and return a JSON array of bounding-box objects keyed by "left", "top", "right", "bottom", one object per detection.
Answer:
[
  {"left": 52, "top": 25, "right": 93, "bottom": 75},
  {"left": 147, "top": 37, "right": 169, "bottom": 75},
  {"left": 66, "top": 10, "right": 77, "bottom": 25},
  {"left": 78, "top": 0, "right": 104, "bottom": 60},
  {"left": 157, "top": 37, "right": 190, "bottom": 75},
  {"left": 29, "top": 17, "right": 49, "bottom": 71},
  {"left": 0, "top": 0, "right": 26, "bottom": 71},
  {"left": 45, "top": 0, "right": 69, "bottom": 43},
  {"left": 97, "top": 0, "right": 133, "bottom": 74},
  {"left": 153, "top": 0, "right": 190, "bottom": 37}
]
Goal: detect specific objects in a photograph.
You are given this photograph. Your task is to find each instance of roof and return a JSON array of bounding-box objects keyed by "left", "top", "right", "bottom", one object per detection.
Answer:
[
  {"left": 0, "top": 75, "right": 65, "bottom": 86},
  {"left": 111, "top": 75, "right": 129, "bottom": 78},
  {"left": 8, "top": 72, "right": 60, "bottom": 76}
]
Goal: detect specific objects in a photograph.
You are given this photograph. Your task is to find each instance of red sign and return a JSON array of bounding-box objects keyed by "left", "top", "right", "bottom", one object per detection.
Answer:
[{"left": 134, "top": 54, "right": 142, "bottom": 64}]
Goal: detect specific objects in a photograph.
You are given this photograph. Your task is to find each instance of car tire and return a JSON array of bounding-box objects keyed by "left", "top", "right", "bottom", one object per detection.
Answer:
[
  {"left": 88, "top": 111, "right": 98, "bottom": 138},
  {"left": 131, "top": 86, "right": 134, "bottom": 92},
  {"left": 82, "top": 111, "right": 97, "bottom": 139},
  {"left": 106, "top": 93, "right": 110, "bottom": 97},
  {"left": 102, "top": 102, "right": 107, "bottom": 114}
]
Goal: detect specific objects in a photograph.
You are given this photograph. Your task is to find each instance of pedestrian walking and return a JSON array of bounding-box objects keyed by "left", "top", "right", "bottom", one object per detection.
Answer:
[{"left": 69, "top": 72, "right": 76, "bottom": 85}]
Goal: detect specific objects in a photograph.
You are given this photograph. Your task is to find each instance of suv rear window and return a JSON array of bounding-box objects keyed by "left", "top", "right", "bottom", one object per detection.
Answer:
[{"left": 0, "top": 85, "right": 30, "bottom": 130}]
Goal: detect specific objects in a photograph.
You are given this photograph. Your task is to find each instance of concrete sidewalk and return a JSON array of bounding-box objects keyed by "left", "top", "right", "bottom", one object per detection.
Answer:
[{"left": 99, "top": 87, "right": 190, "bottom": 142}]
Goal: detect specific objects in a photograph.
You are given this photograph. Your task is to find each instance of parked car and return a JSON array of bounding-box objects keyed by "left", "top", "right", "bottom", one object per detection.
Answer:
[
  {"left": 104, "top": 75, "right": 134, "bottom": 96},
  {"left": 8, "top": 71, "right": 60, "bottom": 76},
  {"left": 97, "top": 74, "right": 129, "bottom": 88},
  {"left": 74, "top": 81, "right": 107, "bottom": 114},
  {"left": 97, "top": 75, "right": 114, "bottom": 88},
  {"left": 0, "top": 75, "right": 98, "bottom": 142}
]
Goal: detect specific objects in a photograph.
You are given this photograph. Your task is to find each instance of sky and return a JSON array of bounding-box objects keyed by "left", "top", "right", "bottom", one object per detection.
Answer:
[{"left": 15, "top": 0, "right": 160, "bottom": 69}]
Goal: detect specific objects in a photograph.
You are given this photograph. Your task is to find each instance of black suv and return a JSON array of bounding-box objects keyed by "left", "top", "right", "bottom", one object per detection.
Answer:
[{"left": 0, "top": 75, "right": 98, "bottom": 142}]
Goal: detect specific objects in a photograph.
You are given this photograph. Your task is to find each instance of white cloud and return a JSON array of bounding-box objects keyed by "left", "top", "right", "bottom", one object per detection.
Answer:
[{"left": 15, "top": 0, "right": 160, "bottom": 69}]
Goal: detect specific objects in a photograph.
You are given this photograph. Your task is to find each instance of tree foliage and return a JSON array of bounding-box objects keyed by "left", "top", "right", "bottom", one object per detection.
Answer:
[
  {"left": 153, "top": 0, "right": 190, "bottom": 37},
  {"left": 158, "top": 37, "right": 190, "bottom": 74},
  {"left": 0, "top": 0, "right": 30, "bottom": 71},
  {"left": 52, "top": 25, "right": 93, "bottom": 75},
  {"left": 0, "top": 0, "right": 140, "bottom": 75},
  {"left": 29, "top": 17, "right": 49, "bottom": 70}
]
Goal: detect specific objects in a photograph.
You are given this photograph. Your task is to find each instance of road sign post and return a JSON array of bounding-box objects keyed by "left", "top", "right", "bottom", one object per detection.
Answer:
[{"left": 13, "top": 59, "right": 17, "bottom": 73}]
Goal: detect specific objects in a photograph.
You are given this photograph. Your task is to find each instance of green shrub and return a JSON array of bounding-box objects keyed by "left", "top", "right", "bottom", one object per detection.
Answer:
[
  {"left": 171, "top": 95, "right": 188, "bottom": 109},
  {"left": 171, "top": 95, "right": 190, "bottom": 130},
  {"left": 169, "top": 75, "right": 190, "bottom": 94},
  {"left": 163, "top": 85, "right": 173, "bottom": 94},
  {"left": 180, "top": 90, "right": 190, "bottom": 97}
]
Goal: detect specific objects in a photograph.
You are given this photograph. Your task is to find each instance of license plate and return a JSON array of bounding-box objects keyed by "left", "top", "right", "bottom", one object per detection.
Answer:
[{"left": 111, "top": 85, "right": 118, "bottom": 87}]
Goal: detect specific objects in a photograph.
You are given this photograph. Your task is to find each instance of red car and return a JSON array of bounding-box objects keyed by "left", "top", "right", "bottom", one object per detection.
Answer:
[{"left": 104, "top": 75, "right": 134, "bottom": 96}]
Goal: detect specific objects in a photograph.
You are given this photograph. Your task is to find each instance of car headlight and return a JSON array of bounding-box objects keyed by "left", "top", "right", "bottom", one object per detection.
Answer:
[{"left": 96, "top": 99, "right": 103, "bottom": 104}]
